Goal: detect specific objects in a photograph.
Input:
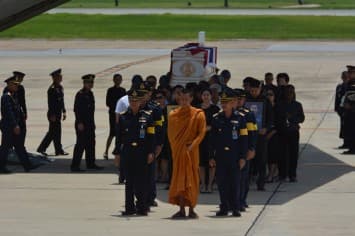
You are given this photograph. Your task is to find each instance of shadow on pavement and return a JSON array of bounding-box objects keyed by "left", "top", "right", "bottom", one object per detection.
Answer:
[
  {"left": 7, "top": 143, "right": 355, "bottom": 206},
  {"left": 8, "top": 156, "right": 117, "bottom": 174},
  {"left": 157, "top": 143, "right": 355, "bottom": 206}
]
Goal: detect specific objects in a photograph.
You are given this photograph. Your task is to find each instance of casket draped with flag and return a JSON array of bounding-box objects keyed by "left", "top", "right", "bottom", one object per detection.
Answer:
[{"left": 170, "top": 43, "right": 217, "bottom": 86}]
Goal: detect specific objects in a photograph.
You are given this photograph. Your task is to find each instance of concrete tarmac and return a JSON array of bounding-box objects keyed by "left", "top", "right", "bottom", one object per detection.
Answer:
[{"left": 0, "top": 39, "right": 355, "bottom": 236}]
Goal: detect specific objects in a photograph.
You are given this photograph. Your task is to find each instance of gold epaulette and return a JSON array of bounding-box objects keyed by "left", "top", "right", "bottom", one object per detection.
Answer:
[
  {"left": 238, "top": 111, "right": 245, "bottom": 117},
  {"left": 213, "top": 112, "right": 220, "bottom": 118},
  {"left": 142, "top": 110, "right": 152, "bottom": 115}
]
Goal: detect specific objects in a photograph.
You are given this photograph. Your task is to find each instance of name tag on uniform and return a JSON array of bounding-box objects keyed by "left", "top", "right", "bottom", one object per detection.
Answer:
[
  {"left": 139, "top": 126, "right": 146, "bottom": 139},
  {"left": 232, "top": 129, "right": 238, "bottom": 140},
  {"left": 231, "top": 120, "right": 239, "bottom": 140}
]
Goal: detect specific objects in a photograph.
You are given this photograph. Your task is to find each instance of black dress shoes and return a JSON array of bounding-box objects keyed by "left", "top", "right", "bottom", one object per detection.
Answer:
[
  {"left": 342, "top": 150, "right": 355, "bottom": 155},
  {"left": 150, "top": 201, "right": 158, "bottom": 207},
  {"left": 87, "top": 164, "right": 104, "bottom": 170},
  {"left": 136, "top": 210, "right": 148, "bottom": 216},
  {"left": 257, "top": 186, "right": 266, "bottom": 191},
  {"left": 289, "top": 177, "right": 298, "bottom": 183},
  {"left": 56, "top": 151, "right": 69, "bottom": 156},
  {"left": 232, "top": 211, "right": 241, "bottom": 217},
  {"left": 71, "top": 167, "right": 86, "bottom": 173},
  {"left": 216, "top": 210, "right": 228, "bottom": 216},
  {"left": 338, "top": 144, "right": 349, "bottom": 149},
  {"left": 121, "top": 210, "right": 136, "bottom": 216},
  {"left": 37, "top": 150, "right": 48, "bottom": 156},
  {"left": 0, "top": 167, "right": 12, "bottom": 174}
]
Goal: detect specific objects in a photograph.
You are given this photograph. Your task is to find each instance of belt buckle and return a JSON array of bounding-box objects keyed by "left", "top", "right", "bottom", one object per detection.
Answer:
[
  {"left": 224, "top": 147, "right": 230, "bottom": 151},
  {"left": 131, "top": 142, "right": 138, "bottom": 147}
]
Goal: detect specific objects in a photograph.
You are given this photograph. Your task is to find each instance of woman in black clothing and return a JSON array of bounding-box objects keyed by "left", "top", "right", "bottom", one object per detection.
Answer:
[
  {"left": 275, "top": 85, "right": 305, "bottom": 182},
  {"left": 198, "top": 88, "right": 220, "bottom": 193},
  {"left": 265, "top": 89, "right": 279, "bottom": 182}
]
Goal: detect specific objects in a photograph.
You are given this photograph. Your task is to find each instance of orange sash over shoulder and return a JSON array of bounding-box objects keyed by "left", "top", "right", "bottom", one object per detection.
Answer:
[{"left": 168, "top": 106, "right": 206, "bottom": 207}]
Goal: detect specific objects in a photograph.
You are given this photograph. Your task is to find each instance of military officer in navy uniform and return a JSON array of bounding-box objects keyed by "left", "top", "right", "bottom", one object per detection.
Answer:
[
  {"left": 0, "top": 76, "right": 38, "bottom": 174},
  {"left": 209, "top": 88, "right": 248, "bottom": 217},
  {"left": 12, "top": 71, "right": 27, "bottom": 120},
  {"left": 233, "top": 88, "right": 258, "bottom": 211},
  {"left": 139, "top": 81, "right": 164, "bottom": 208},
  {"left": 37, "top": 69, "right": 68, "bottom": 156},
  {"left": 114, "top": 89, "right": 156, "bottom": 216},
  {"left": 70, "top": 74, "right": 103, "bottom": 172},
  {"left": 3, "top": 71, "right": 28, "bottom": 145}
]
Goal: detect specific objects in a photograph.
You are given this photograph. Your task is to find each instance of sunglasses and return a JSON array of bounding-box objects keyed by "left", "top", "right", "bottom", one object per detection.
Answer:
[
  {"left": 155, "top": 96, "right": 164, "bottom": 99},
  {"left": 266, "top": 93, "right": 274, "bottom": 96}
]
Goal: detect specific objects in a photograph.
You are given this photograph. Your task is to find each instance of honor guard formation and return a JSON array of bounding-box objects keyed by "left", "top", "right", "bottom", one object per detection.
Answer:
[{"left": 3, "top": 65, "right": 355, "bottom": 219}]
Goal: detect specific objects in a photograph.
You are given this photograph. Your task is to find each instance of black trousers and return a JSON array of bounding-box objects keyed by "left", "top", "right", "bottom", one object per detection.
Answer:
[
  {"left": 146, "top": 160, "right": 157, "bottom": 205},
  {"left": 216, "top": 161, "right": 241, "bottom": 212},
  {"left": 255, "top": 134, "right": 268, "bottom": 188},
  {"left": 37, "top": 119, "right": 63, "bottom": 154},
  {"left": 278, "top": 130, "right": 300, "bottom": 179},
  {"left": 240, "top": 160, "right": 250, "bottom": 209},
  {"left": 338, "top": 114, "right": 350, "bottom": 146},
  {"left": 123, "top": 147, "right": 149, "bottom": 212},
  {"left": 71, "top": 125, "right": 95, "bottom": 169},
  {"left": 22, "top": 123, "right": 27, "bottom": 146},
  {"left": 0, "top": 128, "right": 31, "bottom": 170},
  {"left": 119, "top": 154, "right": 126, "bottom": 183},
  {"left": 343, "top": 110, "right": 355, "bottom": 151}
]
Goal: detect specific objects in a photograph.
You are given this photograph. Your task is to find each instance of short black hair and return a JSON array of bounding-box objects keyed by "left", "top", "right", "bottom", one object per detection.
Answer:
[
  {"left": 220, "top": 69, "right": 231, "bottom": 80},
  {"left": 182, "top": 88, "right": 194, "bottom": 97},
  {"left": 113, "top": 73, "right": 122, "bottom": 79},
  {"left": 131, "top": 74, "right": 143, "bottom": 85},
  {"left": 243, "top": 77, "right": 255, "bottom": 84},
  {"left": 153, "top": 89, "right": 166, "bottom": 98},
  {"left": 146, "top": 75, "right": 157, "bottom": 82},
  {"left": 172, "top": 85, "right": 184, "bottom": 92},
  {"left": 198, "top": 80, "right": 210, "bottom": 90},
  {"left": 265, "top": 72, "right": 273, "bottom": 78},
  {"left": 185, "top": 82, "right": 198, "bottom": 91},
  {"left": 249, "top": 78, "right": 262, "bottom": 88},
  {"left": 276, "top": 73, "right": 290, "bottom": 83}
]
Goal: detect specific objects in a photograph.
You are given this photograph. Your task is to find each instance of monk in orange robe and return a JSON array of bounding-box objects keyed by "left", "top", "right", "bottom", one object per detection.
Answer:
[{"left": 168, "top": 88, "right": 206, "bottom": 219}]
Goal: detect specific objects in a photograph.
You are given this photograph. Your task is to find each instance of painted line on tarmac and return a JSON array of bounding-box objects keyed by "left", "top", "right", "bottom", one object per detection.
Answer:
[{"left": 95, "top": 54, "right": 169, "bottom": 78}]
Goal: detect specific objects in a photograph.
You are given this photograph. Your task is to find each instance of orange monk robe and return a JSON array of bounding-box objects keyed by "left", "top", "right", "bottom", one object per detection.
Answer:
[{"left": 168, "top": 106, "right": 206, "bottom": 208}]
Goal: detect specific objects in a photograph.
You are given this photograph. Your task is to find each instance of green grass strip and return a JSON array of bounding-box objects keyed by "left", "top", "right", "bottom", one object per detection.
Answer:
[{"left": 2, "top": 14, "right": 355, "bottom": 40}]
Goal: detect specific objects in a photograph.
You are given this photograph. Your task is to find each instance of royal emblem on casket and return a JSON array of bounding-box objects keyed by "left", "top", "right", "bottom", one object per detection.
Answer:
[
  {"left": 181, "top": 62, "right": 195, "bottom": 77},
  {"left": 170, "top": 43, "right": 217, "bottom": 86}
]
